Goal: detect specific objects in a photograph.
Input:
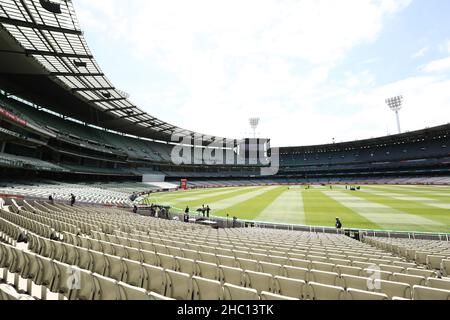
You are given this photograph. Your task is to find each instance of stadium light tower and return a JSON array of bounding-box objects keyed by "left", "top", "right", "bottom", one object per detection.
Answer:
[
  {"left": 386, "top": 95, "right": 404, "bottom": 134},
  {"left": 249, "top": 118, "right": 260, "bottom": 139}
]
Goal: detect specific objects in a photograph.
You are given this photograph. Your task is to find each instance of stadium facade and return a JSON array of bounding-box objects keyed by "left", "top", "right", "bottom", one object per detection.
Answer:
[{"left": 0, "top": 0, "right": 449, "bottom": 185}]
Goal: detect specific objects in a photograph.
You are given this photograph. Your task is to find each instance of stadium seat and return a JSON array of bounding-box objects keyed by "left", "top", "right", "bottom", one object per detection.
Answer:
[
  {"left": 413, "top": 286, "right": 450, "bottom": 300},
  {"left": 181, "top": 249, "right": 198, "bottom": 261},
  {"left": 362, "top": 268, "right": 392, "bottom": 281},
  {"left": 309, "top": 270, "right": 340, "bottom": 286},
  {"left": 125, "top": 247, "right": 142, "bottom": 262},
  {"left": 393, "top": 273, "right": 426, "bottom": 287},
  {"left": 88, "top": 239, "right": 103, "bottom": 253},
  {"left": 274, "top": 276, "right": 306, "bottom": 299},
  {"left": 347, "top": 288, "right": 389, "bottom": 300},
  {"left": 175, "top": 257, "right": 197, "bottom": 276},
  {"left": 99, "top": 241, "right": 115, "bottom": 255},
  {"left": 142, "top": 264, "right": 166, "bottom": 296},
  {"left": 199, "top": 252, "right": 217, "bottom": 265},
  {"left": 223, "top": 283, "right": 259, "bottom": 300},
  {"left": 67, "top": 267, "right": 97, "bottom": 300},
  {"left": 165, "top": 270, "right": 193, "bottom": 300},
  {"left": 34, "top": 256, "right": 58, "bottom": 290},
  {"left": 259, "top": 262, "right": 284, "bottom": 276},
  {"left": 51, "top": 260, "right": 72, "bottom": 296},
  {"left": 236, "top": 258, "right": 259, "bottom": 272},
  {"left": 89, "top": 251, "right": 107, "bottom": 275},
  {"left": 407, "top": 268, "right": 438, "bottom": 278},
  {"left": 311, "top": 261, "right": 335, "bottom": 273},
  {"left": 260, "top": 291, "right": 299, "bottom": 300},
  {"left": 118, "top": 282, "right": 150, "bottom": 300},
  {"left": 373, "top": 279, "right": 411, "bottom": 299},
  {"left": 219, "top": 266, "right": 245, "bottom": 286},
  {"left": 289, "top": 258, "right": 310, "bottom": 270},
  {"left": 63, "top": 244, "right": 78, "bottom": 265},
  {"left": 93, "top": 274, "right": 122, "bottom": 300},
  {"left": 335, "top": 265, "right": 362, "bottom": 277},
  {"left": 217, "top": 255, "right": 237, "bottom": 268},
  {"left": 122, "top": 258, "right": 145, "bottom": 288},
  {"left": 378, "top": 264, "right": 405, "bottom": 274},
  {"left": 158, "top": 253, "right": 177, "bottom": 271},
  {"left": 308, "top": 282, "right": 346, "bottom": 300},
  {"left": 283, "top": 266, "right": 308, "bottom": 282},
  {"left": 243, "top": 270, "right": 274, "bottom": 294},
  {"left": 104, "top": 254, "right": 125, "bottom": 282},
  {"left": 442, "top": 259, "right": 450, "bottom": 276},
  {"left": 141, "top": 250, "right": 159, "bottom": 267},
  {"left": 426, "top": 278, "right": 450, "bottom": 291},
  {"left": 269, "top": 255, "right": 290, "bottom": 266},
  {"left": 148, "top": 291, "right": 175, "bottom": 300},
  {"left": 196, "top": 261, "right": 219, "bottom": 280},
  {"left": 75, "top": 247, "right": 93, "bottom": 270},
  {"left": 341, "top": 274, "right": 372, "bottom": 291},
  {"left": 192, "top": 276, "right": 224, "bottom": 300},
  {"left": 50, "top": 241, "right": 66, "bottom": 261},
  {"left": 427, "top": 255, "right": 446, "bottom": 270}
]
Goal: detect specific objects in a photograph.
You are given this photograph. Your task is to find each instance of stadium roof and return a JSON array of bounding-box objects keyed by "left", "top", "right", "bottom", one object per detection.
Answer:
[{"left": 0, "top": 0, "right": 235, "bottom": 145}]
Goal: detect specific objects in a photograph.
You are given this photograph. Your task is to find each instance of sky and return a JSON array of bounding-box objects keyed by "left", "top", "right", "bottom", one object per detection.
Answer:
[{"left": 72, "top": 0, "right": 450, "bottom": 147}]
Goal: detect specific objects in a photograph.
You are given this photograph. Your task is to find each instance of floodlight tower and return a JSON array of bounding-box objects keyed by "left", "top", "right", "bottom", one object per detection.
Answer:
[
  {"left": 386, "top": 95, "right": 404, "bottom": 134},
  {"left": 249, "top": 118, "right": 260, "bottom": 139}
]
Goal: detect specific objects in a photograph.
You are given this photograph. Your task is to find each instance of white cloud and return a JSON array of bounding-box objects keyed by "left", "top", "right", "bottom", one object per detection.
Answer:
[
  {"left": 421, "top": 57, "right": 450, "bottom": 73},
  {"left": 72, "top": 0, "right": 436, "bottom": 147},
  {"left": 411, "top": 46, "right": 429, "bottom": 59}
]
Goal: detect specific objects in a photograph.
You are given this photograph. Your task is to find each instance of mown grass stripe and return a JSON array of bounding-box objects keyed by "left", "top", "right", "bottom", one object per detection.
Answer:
[{"left": 303, "top": 190, "right": 380, "bottom": 229}]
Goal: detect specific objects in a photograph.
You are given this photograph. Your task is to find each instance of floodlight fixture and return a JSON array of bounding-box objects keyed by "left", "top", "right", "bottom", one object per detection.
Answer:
[
  {"left": 249, "top": 118, "right": 260, "bottom": 139},
  {"left": 386, "top": 95, "right": 404, "bottom": 134}
]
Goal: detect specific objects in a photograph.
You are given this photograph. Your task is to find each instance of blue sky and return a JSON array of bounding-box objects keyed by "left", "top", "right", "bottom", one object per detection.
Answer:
[{"left": 73, "top": 0, "right": 450, "bottom": 147}]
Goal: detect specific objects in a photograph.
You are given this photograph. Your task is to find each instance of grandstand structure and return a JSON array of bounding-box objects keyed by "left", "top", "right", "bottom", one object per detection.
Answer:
[{"left": 0, "top": 0, "right": 449, "bottom": 301}]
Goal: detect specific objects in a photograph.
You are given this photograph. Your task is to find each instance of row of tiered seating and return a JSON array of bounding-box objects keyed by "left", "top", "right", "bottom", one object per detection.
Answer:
[{"left": 1, "top": 200, "right": 450, "bottom": 300}]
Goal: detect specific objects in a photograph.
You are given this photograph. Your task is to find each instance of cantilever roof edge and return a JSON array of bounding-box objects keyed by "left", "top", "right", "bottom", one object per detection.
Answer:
[{"left": 0, "top": 0, "right": 236, "bottom": 146}]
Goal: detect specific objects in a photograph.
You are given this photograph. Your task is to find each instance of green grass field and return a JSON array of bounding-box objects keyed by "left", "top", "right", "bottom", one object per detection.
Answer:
[{"left": 143, "top": 185, "right": 450, "bottom": 233}]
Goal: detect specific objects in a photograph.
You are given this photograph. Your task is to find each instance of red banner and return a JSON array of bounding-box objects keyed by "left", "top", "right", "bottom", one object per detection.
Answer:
[
  {"left": 0, "top": 107, "right": 28, "bottom": 126},
  {"left": 180, "top": 179, "right": 188, "bottom": 190}
]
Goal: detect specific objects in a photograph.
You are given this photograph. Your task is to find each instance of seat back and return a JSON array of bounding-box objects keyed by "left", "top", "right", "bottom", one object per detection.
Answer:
[
  {"left": 393, "top": 273, "right": 426, "bottom": 287},
  {"left": 308, "top": 282, "right": 345, "bottom": 300},
  {"left": 341, "top": 274, "right": 372, "bottom": 291},
  {"left": 118, "top": 282, "right": 150, "bottom": 300},
  {"left": 413, "top": 285, "right": 450, "bottom": 300},
  {"left": 311, "top": 261, "right": 335, "bottom": 273},
  {"left": 289, "top": 258, "right": 310, "bottom": 270},
  {"left": 223, "top": 283, "right": 259, "bottom": 300},
  {"left": 165, "top": 270, "right": 193, "bottom": 300},
  {"left": 93, "top": 274, "right": 122, "bottom": 300},
  {"left": 219, "top": 266, "right": 244, "bottom": 286},
  {"left": 69, "top": 268, "right": 97, "bottom": 300},
  {"left": 274, "top": 276, "right": 305, "bottom": 299},
  {"left": 217, "top": 255, "right": 237, "bottom": 268},
  {"left": 283, "top": 266, "right": 308, "bottom": 282},
  {"left": 347, "top": 288, "right": 388, "bottom": 300},
  {"left": 309, "top": 269, "right": 339, "bottom": 286},
  {"left": 374, "top": 279, "right": 411, "bottom": 299},
  {"left": 335, "top": 265, "right": 362, "bottom": 277},
  {"left": 141, "top": 250, "right": 159, "bottom": 266},
  {"left": 104, "top": 254, "right": 125, "bottom": 282},
  {"left": 192, "top": 276, "right": 224, "bottom": 300},
  {"left": 176, "top": 257, "right": 197, "bottom": 276},
  {"left": 259, "top": 262, "right": 284, "bottom": 276},
  {"left": 125, "top": 247, "right": 142, "bottom": 263},
  {"left": 89, "top": 251, "right": 108, "bottom": 275},
  {"left": 142, "top": 264, "right": 167, "bottom": 296},
  {"left": 158, "top": 253, "right": 177, "bottom": 271},
  {"left": 427, "top": 278, "right": 450, "bottom": 291},
  {"left": 260, "top": 291, "right": 299, "bottom": 300},
  {"left": 196, "top": 261, "right": 219, "bottom": 281},
  {"left": 75, "top": 247, "right": 93, "bottom": 270},
  {"left": 236, "top": 258, "right": 259, "bottom": 272},
  {"left": 63, "top": 244, "right": 78, "bottom": 265},
  {"left": 243, "top": 270, "right": 274, "bottom": 294},
  {"left": 122, "top": 258, "right": 145, "bottom": 288}
]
